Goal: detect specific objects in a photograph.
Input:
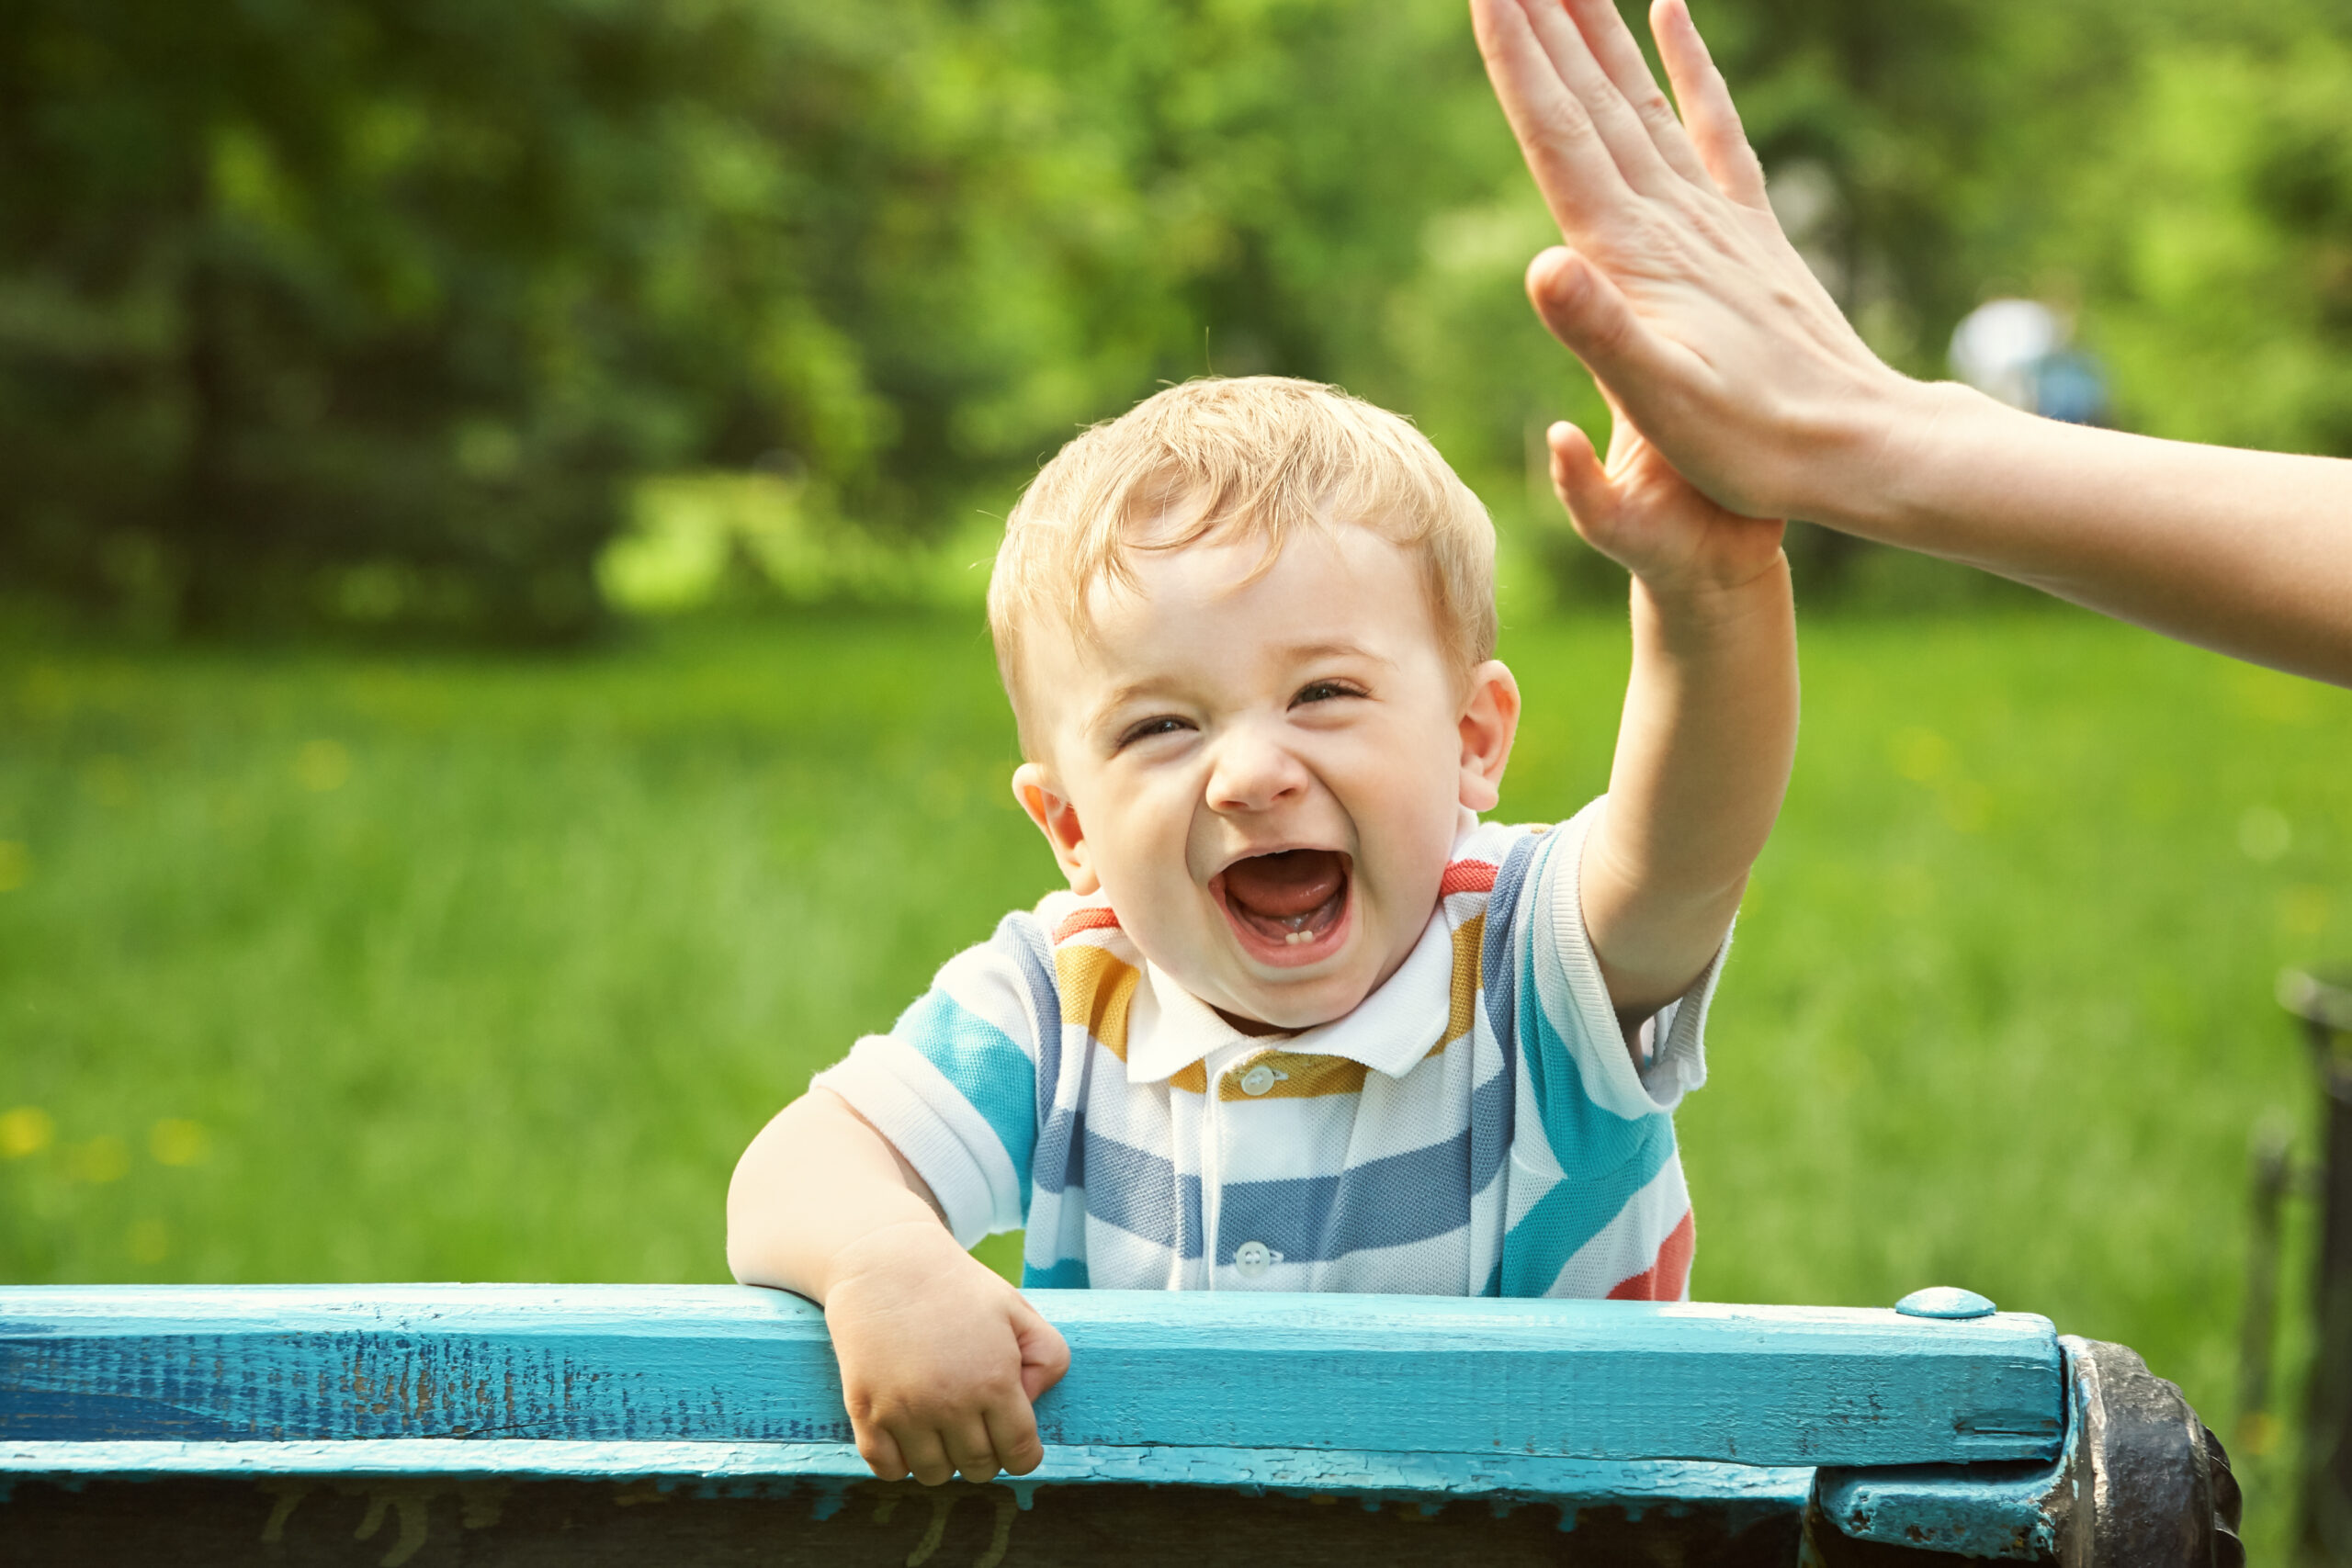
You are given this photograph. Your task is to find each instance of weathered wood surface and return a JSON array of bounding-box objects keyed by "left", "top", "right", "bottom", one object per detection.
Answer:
[
  {"left": 0, "top": 1474, "right": 1822, "bottom": 1568},
  {"left": 0, "top": 1286, "right": 2063, "bottom": 1470}
]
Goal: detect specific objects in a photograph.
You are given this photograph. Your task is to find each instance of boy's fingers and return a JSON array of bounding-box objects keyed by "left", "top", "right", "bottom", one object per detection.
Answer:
[
  {"left": 943, "top": 1416, "right": 1002, "bottom": 1483},
  {"left": 1548, "top": 421, "right": 1615, "bottom": 541},
  {"left": 1009, "top": 1294, "right": 1071, "bottom": 1403},
  {"left": 856, "top": 1426, "right": 909, "bottom": 1483},
  {"left": 984, "top": 1399, "right": 1048, "bottom": 1477},
  {"left": 1557, "top": 0, "right": 1712, "bottom": 187},
  {"left": 896, "top": 1427, "right": 958, "bottom": 1488},
  {"left": 1652, "top": 0, "right": 1769, "bottom": 209},
  {"left": 1470, "top": 0, "right": 1636, "bottom": 237}
]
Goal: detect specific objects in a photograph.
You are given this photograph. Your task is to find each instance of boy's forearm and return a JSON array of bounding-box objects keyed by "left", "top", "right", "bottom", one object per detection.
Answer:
[
  {"left": 726, "top": 1089, "right": 949, "bottom": 1302},
  {"left": 1586, "top": 557, "right": 1798, "bottom": 1017}
]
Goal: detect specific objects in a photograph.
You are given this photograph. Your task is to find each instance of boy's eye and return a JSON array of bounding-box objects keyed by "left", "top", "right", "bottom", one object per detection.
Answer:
[
  {"left": 1114, "top": 716, "right": 1192, "bottom": 751},
  {"left": 1291, "top": 680, "right": 1365, "bottom": 707}
]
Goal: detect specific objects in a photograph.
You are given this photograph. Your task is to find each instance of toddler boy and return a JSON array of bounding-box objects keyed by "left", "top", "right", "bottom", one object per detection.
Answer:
[{"left": 728, "top": 376, "right": 1797, "bottom": 1487}]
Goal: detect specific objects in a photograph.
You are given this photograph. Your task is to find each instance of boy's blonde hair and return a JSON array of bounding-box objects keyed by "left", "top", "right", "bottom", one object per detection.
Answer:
[{"left": 988, "top": 377, "right": 1497, "bottom": 750}]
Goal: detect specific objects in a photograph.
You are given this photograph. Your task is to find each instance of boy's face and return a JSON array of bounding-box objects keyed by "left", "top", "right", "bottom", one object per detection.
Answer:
[{"left": 1012, "top": 523, "right": 1519, "bottom": 1031}]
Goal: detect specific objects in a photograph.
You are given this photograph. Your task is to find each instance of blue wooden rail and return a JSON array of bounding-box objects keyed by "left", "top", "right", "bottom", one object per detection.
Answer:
[{"left": 0, "top": 1286, "right": 2233, "bottom": 1566}]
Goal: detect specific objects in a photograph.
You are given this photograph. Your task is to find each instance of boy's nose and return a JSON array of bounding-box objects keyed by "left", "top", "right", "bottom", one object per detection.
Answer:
[{"left": 1205, "top": 726, "right": 1309, "bottom": 814}]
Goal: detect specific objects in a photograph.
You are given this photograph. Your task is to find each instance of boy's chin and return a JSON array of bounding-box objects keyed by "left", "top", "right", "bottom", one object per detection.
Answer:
[{"left": 1213, "top": 966, "right": 1375, "bottom": 1034}]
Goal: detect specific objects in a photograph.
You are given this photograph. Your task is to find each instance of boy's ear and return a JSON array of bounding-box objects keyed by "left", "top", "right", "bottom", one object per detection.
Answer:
[
  {"left": 1456, "top": 660, "right": 1521, "bottom": 815},
  {"left": 1012, "top": 762, "right": 1099, "bottom": 895}
]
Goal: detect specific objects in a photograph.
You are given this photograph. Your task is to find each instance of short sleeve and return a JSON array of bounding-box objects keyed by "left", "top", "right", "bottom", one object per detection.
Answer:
[
  {"left": 810, "top": 914, "right": 1050, "bottom": 1246},
  {"left": 1523, "top": 801, "right": 1724, "bottom": 1119}
]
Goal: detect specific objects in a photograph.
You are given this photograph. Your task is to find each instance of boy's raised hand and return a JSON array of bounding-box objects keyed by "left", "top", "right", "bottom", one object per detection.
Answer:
[
  {"left": 1547, "top": 393, "right": 1797, "bottom": 1028},
  {"left": 822, "top": 1219, "right": 1070, "bottom": 1484},
  {"left": 1544, "top": 402, "right": 1784, "bottom": 597}
]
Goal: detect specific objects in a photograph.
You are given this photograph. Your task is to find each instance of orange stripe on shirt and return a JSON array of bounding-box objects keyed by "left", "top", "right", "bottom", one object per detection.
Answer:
[
  {"left": 1054, "top": 944, "right": 1139, "bottom": 1062},
  {"left": 1214, "top": 1052, "right": 1369, "bottom": 1100},
  {"left": 1431, "top": 914, "right": 1483, "bottom": 1055},
  {"left": 1439, "top": 859, "right": 1498, "bottom": 897},
  {"left": 1054, "top": 906, "right": 1122, "bottom": 943},
  {"left": 1606, "top": 1210, "right": 1695, "bottom": 1302}
]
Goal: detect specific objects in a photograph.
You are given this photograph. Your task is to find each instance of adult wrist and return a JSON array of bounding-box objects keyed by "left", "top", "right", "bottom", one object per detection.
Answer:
[
  {"left": 1726, "top": 344, "right": 1933, "bottom": 537},
  {"left": 1814, "top": 377, "right": 2013, "bottom": 547}
]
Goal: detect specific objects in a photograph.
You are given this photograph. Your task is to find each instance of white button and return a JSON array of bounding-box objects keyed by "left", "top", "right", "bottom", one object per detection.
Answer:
[
  {"left": 1233, "top": 1241, "right": 1274, "bottom": 1277},
  {"left": 1238, "top": 1064, "right": 1277, "bottom": 1096}
]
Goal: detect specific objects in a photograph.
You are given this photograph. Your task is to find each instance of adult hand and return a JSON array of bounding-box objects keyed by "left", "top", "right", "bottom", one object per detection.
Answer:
[
  {"left": 1470, "top": 0, "right": 1914, "bottom": 525},
  {"left": 1475, "top": 0, "right": 2352, "bottom": 684}
]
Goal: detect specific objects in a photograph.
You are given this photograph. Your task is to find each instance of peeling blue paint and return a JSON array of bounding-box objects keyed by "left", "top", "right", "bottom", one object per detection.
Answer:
[
  {"left": 0, "top": 1285, "right": 2063, "bottom": 1470},
  {"left": 1815, "top": 1461, "right": 2060, "bottom": 1559},
  {"left": 3, "top": 1285, "right": 2086, "bottom": 1551},
  {"left": 0, "top": 1435, "right": 1819, "bottom": 1538}
]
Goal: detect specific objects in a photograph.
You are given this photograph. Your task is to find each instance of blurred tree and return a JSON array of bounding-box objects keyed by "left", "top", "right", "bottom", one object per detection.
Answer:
[
  {"left": 2060, "top": 19, "right": 2352, "bottom": 461},
  {"left": 6, "top": 0, "right": 719, "bottom": 634},
  {"left": 0, "top": 0, "right": 1055, "bottom": 637},
  {"left": 5, "top": 0, "right": 2350, "bottom": 632}
]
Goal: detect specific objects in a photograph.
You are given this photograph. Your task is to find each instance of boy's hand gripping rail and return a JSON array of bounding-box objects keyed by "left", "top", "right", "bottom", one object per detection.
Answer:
[{"left": 0, "top": 1286, "right": 2237, "bottom": 1565}]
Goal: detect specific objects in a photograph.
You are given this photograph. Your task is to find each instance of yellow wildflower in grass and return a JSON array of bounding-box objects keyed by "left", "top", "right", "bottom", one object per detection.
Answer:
[
  {"left": 66, "top": 1134, "right": 130, "bottom": 1183},
  {"left": 1890, "top": 727, "right": 1952, "bottom": 783},
  {"left": 2282, "top": 885, "right": 2333, "bottom": 937},
  {"left": 294, "top": 739, "right": 352, "bottom": 792},
  {"left": 149, "top": 1119, "right": 209, "bottom": 1167},
  {"left": 0, "top": 1106, "right": 53, "bottom": 1157}
]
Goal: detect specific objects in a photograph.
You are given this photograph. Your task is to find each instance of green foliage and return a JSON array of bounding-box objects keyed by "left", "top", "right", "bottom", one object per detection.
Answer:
[
  {"left": 2059, "top": 33, "right": 2352, "bottom": 456},
  {"left": 0, "top": 0, "right": 1162, "bottom": 636},
  {"left": 7, "top": 0, "right": 2352, "bottom": 629},
  {"left": 5, "top": 0, "right": 747, "bottom": 634}
]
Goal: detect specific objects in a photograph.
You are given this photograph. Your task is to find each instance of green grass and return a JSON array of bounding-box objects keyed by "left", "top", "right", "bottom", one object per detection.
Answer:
[{"left": 2, "top": 605, "right": 2346, "bottom": 1557}]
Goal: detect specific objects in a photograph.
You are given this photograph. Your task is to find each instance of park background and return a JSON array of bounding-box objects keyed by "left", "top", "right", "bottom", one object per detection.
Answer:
[{"left": 3, "top": 0, "right": 2349, "bottom": 1558}]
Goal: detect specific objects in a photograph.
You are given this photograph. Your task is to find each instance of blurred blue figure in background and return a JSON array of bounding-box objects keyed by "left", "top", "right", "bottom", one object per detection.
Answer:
[{"left": 1949, "top": 298, "right": 2109, "bottom": 425}]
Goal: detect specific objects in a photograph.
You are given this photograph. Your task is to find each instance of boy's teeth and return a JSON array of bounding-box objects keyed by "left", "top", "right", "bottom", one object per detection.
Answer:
[{"left": 1284, "top": 930, "right": 1313, "bottom": 945}]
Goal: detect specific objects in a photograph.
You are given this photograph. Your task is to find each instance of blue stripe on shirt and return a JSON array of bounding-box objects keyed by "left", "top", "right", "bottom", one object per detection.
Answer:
[
  {"left": 1080, "top": 1131, "right": 1205, "bottom": 1259},
  {"left": 1498, "top": 1114, "right": 1676, "bottom": 1295},
  {"left": 891, "top": 989, "right": 1038, "bottom": 1182}
]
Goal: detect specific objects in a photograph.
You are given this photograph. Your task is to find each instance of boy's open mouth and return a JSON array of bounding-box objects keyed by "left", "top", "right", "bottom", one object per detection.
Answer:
[{"left": 1212, "top": 849, "right": 1351, "bottom": 964}]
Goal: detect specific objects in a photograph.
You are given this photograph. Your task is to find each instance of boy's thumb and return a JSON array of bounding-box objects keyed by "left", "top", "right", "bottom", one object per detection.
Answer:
[
  {"left": 1546, "top": 420, "right": 1615, "bottom": 544},
  {"left": 1524, "top": 247, "right": 1656, "bottom": 390},
  {"left": 1010, "top": 1294, "right": 1071, "bottom": 1403}
]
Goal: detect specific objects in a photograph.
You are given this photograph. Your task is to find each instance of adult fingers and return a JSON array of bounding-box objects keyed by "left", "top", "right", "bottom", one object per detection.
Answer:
[
  {"left": 983, "top": 1395, "right": 1048, "bottom": 1478},
  {"left": 1510, "top": 0, "right": 1683, "bottom": 196},
  {"left": 1470, "top": 0, "right": 1637, "bottom": 238},
  {"left": 1557, "top": 0, "right": 1713, "bottom": 187},
  {"left": 942, "top": 1415, "right": 1002, "bottom": 1483},
  {"left": 896, "top": 1427, "right": 958, "bottom": 1488},
  {"left": 1524, "top": 246, "right": 1675, "bottom": 398},
  {"left": 1652, "top": 0, "right": 1769, "bottom": 209},
  {"left": 1010, "top": 1294, "right": 1071, "bottom": 1404}
]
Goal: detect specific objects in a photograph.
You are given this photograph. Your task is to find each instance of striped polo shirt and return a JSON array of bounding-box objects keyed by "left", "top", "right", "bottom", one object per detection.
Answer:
[{"left": 814, "top": 800, "right": 1722, "bottom": 1299}]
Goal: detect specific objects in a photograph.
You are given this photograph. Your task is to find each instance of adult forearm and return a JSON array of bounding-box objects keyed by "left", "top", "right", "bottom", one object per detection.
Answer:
[
  {"left": 1838, "top": 382, "right": 2352, "bottom": 684},
  {"left": 1586, "top": 558, "right": 1798, "bottom": 1014},
  {"left": 725, "top": 1089, "right": 945, "bottom": 1301}
]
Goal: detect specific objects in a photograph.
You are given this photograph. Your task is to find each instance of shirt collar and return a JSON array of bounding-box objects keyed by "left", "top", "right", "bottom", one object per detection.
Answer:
[{"left": 1123, "top": 908, "right": 1457, "bottom": 1084}]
